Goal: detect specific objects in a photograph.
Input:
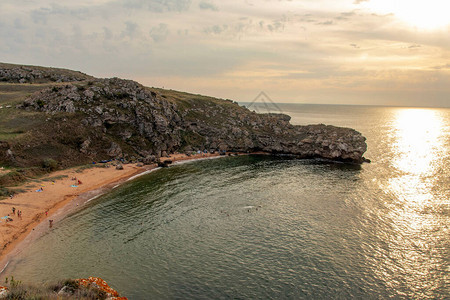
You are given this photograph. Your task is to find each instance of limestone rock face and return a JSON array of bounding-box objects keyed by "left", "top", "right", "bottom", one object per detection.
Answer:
[
  {"left": 80, "top": 139, "right": 91, "bottom": 154},
  {"left": 107, "top": 142, "right": 122, "bottom": 158},
  {"left": 20, "top": 77, "right": 368, "bottom": 164}
]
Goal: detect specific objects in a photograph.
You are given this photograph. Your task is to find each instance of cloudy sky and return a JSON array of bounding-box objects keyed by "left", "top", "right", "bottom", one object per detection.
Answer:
[{"left": 1, "top": 0, "right": 449, "bottom": 107}]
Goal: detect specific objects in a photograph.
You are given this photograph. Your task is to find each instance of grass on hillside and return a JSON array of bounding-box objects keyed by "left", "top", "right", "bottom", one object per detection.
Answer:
[
  {"left": 0, "top": 83, "right": 55, "bottom": 141},
  {"left": 148, "top": 87, "right": 239, "bottom": 108},
  {"left": 0, "top": 82, "right": 58, "bottom": 105}
]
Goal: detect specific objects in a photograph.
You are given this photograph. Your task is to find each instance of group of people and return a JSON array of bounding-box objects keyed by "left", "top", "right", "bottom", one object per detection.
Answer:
[
  {"left": 7, "top": 176, "right": 86, "bottom": 229},
  {"left": 8, "top": 207, "right": 22, "bottom": 221},
  {"left": 71, "top": 177, "right": 83, "bottom": 185},
  {"left": 44, "top": 210, "right": 54, "bottom": 227}
]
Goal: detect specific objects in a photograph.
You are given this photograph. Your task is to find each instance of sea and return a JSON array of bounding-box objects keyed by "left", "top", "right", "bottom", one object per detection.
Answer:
[{"left": 3, "top": 104, "right": 449, "bottom": 299}]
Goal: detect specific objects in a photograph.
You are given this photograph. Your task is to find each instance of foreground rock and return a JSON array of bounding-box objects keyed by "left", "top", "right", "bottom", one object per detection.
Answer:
[
  {"left": 77, "top": 277, "right": 127, "bottom": 299},
  {"left": 0, "top": 277, "right": 126, "bottom": 299},
  {"left": 0, "top": 63, "right": 368, "bottom": 167}
]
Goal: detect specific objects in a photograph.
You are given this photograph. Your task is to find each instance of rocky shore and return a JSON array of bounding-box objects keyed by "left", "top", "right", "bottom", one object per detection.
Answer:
[{"left": 0, "top": 63, "right": 368, "bottom": 168}]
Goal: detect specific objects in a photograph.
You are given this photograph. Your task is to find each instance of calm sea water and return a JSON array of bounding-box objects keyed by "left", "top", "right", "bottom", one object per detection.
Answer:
[{"left": 3, "top": 104, "right": 449, "bottom": 299}]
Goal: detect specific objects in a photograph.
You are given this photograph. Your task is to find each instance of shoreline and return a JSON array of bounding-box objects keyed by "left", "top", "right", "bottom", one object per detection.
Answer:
[{"left": 0, "top": 152, "right": 231, "bottom": 274}]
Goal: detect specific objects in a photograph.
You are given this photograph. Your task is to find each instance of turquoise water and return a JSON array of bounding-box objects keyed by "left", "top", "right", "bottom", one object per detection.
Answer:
[{"left": 4, "top": 105, "right": 449, "bottom": 299}]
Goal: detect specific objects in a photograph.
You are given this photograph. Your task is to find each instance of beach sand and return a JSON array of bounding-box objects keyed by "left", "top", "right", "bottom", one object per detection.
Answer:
[{"left": 0, "top": 152, "right": 222, "bottom": 271}]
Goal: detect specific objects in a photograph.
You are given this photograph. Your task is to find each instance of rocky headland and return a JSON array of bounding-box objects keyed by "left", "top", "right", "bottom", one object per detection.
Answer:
[{"left": 0, "top": 63, "right": 368, "bottom": 170}]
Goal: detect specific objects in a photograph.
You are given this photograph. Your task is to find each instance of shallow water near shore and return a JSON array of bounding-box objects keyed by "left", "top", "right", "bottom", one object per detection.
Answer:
[{"left": 3, "top": 104, "right": 449, "bottom": 299}]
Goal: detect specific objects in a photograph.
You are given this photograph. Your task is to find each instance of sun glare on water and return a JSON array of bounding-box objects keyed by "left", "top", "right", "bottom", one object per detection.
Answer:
[
  {"left": 392, "top": 108, "right": 444, "bottom": 176},
  {"left": 361, "top": 0, "right": 450, "bottom": 30},
  {"left": 386, "top": 108, "right": 445, "bottom": 201},
  {"left": 383, "top": 108, "right": 446, "bottom": 212},
  {"left": 379, "top": 108, "right": 449, "bottom": 294}
]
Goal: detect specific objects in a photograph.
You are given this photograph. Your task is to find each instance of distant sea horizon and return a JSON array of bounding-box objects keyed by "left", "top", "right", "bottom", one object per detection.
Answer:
[{"left": 239, "top": 101, "right": 450, "bottom": 109}]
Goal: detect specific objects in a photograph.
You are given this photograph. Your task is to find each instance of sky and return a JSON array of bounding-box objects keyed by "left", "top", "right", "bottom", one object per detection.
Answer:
[{"left": 1, "top": 0, "right": 449, "bottom": 107}]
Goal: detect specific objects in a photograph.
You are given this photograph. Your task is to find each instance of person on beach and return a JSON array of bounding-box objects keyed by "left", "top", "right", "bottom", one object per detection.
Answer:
[
  {"left": 78, "top": 179, "right": 82, "bottom": 185},
  {"left": 12, "top": 207, "right": 15, "bottom": 214},
  {"left": 49, "top": 220, "right": 53, "bottom": 227}
]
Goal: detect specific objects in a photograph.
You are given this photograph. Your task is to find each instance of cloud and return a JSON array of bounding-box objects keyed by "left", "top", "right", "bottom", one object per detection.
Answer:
[
  {"left": 103, "top": 27, "right": 113, "bottom": 40},
  {"left": 149, "top": 23, "right": 169, "bottom": 42},
  {"left": 335, "top": 11, "right": 356, "bottom": 20},
  {"left": 30, "top": 7, "right": 50, "bottom": 24},
  {"left": 121, "top": 21, "right": 139, "bottom": 39},
  {"left": 30, "top": 4, "right": 90, "bottom": 24},
  {"left": 199, "top": 1, "right": 218, "bottom": 11},
  {"left": 121, "top": 0, "right": 192, "bottom": 12},
  {"left": 267, "top": 20, "right": 285, "bottom": 32},
  {"left": 317, "top": 20, "right": 333, "bottom": 25},
  {"left": 431, "top": 63, "right": 450, "bottom": 70},
  {"left": 14, "top": 18, "right": 26, "bottom": 30},
  {"left": 353, "top": 0, "right": 369, "bottom": 4},
  {"left": 204, "top": 25, "right": 228, "bottom": 35}
]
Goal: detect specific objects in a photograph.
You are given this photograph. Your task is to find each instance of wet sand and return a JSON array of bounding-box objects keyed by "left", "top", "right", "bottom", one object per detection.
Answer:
[{"left": 0, "top": 152, "right": 223, "bottom": 272}]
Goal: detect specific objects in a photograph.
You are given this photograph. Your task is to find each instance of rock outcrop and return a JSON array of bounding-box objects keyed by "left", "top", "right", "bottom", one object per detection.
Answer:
[
  {"left": 19, "top": 77, "right": 367, "bottom": 163},
  {"left": 77, "top": 277, "right": 127, "bottom": 300},
  {"left": 0, "top": 62, "right": 92, "bottom": 83},
  {"left": 0, "top": 277, "right": 126, "bottom": 299}
]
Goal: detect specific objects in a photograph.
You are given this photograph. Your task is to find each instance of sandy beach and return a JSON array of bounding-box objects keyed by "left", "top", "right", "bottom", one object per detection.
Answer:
[{"left": 0, "top": 152, "right": 223, "bottom": 271}]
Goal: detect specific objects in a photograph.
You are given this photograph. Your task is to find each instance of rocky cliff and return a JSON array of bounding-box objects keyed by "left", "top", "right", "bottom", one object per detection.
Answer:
[{"left": 0, "top": 63, "right": 368, "bottom": 168}]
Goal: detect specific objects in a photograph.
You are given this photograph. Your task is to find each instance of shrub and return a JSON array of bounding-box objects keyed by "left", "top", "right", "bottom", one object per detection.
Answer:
[
  {"left": 42, "top": 158, "right": 58, "bottom": 171},
  {"left": 0, "top": 171, "right": 26, "bottom": 186},
  {"left": 0, "top": 187, "right": 12, "bottom": 198},
  {"left": 36, "top": 99, "right": 45, "bottom": 108}
]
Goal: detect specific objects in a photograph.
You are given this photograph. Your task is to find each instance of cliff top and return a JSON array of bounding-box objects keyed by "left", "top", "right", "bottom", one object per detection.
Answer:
[{"left": 0, "top": 62, "right": 93, "bottom": 84}]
